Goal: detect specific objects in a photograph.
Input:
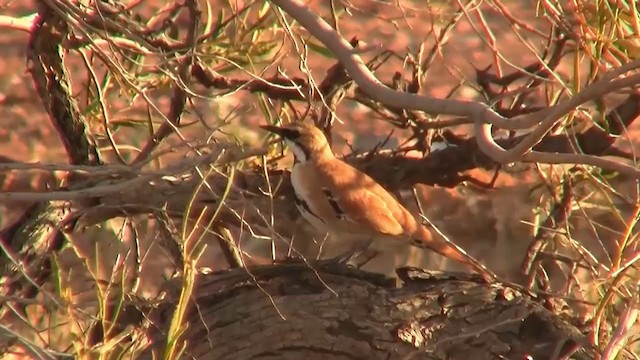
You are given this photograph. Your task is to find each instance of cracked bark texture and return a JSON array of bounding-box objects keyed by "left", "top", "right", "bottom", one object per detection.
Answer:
[{"left": 139, "top": 262, "right": 596, "bottom": 360}]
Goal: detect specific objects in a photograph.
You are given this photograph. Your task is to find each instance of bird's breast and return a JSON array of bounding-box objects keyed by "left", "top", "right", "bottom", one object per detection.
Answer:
[{"left": 290, "top": 164, "right": 329, "bottom": 232}]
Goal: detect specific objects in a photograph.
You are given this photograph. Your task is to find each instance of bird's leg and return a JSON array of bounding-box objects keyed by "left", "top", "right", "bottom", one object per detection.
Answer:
[{"left": 328, "top": 236, "right": 376, "bottom": 266}]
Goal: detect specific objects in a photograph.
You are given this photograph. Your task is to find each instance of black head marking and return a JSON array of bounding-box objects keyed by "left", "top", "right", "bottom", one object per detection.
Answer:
[
  {"left": 279, "top": 128, "right": 301, "bottom": 141},
  {"left": 260, "top": 123, "right": 325, "bottom": 162},
  {"left": 259, "top": 124, "right": 301, "bottom": 141}
]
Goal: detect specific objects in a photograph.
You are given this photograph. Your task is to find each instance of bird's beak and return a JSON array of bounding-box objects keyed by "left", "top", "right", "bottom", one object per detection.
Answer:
[{"left": 259, "top": 125, "right": 285, "bottom": 136}]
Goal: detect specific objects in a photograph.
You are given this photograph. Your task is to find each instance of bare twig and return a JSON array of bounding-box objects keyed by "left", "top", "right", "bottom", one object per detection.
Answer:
[
  {"left": 132, "top": 0, "right": 201, "bottom": 165},
  {"left": 0, "top": 146, "right": 266, "bottom": 202},
  {"left": 601, "top": 293, "right": 639, "bottom": 360},
  {"left": 522, "top": 178, "right": 575, "bottom": 284}
]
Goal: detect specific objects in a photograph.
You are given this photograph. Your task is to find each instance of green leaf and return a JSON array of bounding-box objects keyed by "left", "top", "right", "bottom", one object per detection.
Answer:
[{"left": 306, "top": 41, "right": 337, "bottom": 59}]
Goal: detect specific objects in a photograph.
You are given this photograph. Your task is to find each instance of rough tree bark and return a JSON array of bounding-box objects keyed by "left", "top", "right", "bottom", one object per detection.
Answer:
[{"left": 134, "top": 261, "right": 596, "bottom": 360}]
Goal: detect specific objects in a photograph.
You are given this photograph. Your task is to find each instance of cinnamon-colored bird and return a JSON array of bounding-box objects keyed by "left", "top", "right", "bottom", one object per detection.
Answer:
[{"left": 261, "top": 122, "right": 496, "bottom": 281}]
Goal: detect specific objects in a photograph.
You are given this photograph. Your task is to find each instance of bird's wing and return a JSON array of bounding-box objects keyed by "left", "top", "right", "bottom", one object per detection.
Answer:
[{"left": 316, "top": 159, "right": 416, "bottom": 237}]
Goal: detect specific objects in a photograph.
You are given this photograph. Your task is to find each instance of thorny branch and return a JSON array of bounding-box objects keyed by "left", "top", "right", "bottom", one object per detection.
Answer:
[
  {"left": 0, "top": 0, "right": 639, "bottom": 357},
  {"left": 0, "top": 0, "right": 638, "bottom": 267}
]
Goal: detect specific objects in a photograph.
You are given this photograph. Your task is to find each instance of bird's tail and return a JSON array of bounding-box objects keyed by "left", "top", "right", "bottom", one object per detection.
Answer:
[{"left": 411, "top": 225, "right": 496, "bottom": 282}]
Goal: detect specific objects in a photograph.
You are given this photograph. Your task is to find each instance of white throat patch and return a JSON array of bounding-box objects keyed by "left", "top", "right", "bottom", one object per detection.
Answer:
[{"left": 285, "top": 139, "right": 307, "bottom": 163}]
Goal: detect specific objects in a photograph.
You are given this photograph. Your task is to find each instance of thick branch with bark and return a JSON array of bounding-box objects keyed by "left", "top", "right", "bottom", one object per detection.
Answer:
[
  {"left": 129, "top": 261, "right": 595, "bottom": 359},
  {"left": 0, "top": 1, "right": 99, "bottom": 304}
]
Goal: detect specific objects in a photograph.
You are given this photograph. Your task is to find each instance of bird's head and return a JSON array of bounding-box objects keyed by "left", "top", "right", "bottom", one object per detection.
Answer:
[{"left": 260, "top": 122, "right": 334, "bottom": 163}]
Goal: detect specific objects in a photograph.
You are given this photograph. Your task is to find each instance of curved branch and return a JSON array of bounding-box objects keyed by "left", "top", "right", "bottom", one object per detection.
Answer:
[
  {"left": 491, "top": 75, "right": 640, "bottom": 161},
  {"left": 269, "top": 0, "right": 640, "bottom": 177}
]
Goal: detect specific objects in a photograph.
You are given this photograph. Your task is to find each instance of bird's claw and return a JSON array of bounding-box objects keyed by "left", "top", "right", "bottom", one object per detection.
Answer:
[{"left": 327, "top": 243, "right": 378, "bottom": 268}]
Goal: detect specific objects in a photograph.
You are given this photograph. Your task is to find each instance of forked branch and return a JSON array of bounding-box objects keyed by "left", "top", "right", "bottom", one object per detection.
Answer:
[{"left": 269, "top": 0, "right": 640, "bottom": 177}]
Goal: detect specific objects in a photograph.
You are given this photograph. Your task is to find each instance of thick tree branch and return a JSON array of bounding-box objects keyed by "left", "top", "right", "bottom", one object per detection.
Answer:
[
  {"left": 0, "top": 1, "right": 100, "bottom": 310},
  {"left": 127, "top": 262, "right": 596, "bottom": 359}
]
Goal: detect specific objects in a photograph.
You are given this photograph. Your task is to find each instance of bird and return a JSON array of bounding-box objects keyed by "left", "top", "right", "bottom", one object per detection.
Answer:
[{"left": 260, "top": 121, "right": 496, "bottom": 282}]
